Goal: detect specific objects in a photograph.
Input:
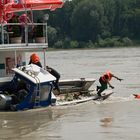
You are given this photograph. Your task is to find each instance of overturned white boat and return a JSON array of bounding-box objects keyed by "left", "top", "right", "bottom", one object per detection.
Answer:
[{"left": 55, "top": 78, "right": 95, "bottom": 94}]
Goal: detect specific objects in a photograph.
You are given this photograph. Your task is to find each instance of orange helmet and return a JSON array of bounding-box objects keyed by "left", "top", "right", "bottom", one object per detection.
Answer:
[{"left": 30, "top": 53, "right": 40, "bottom": 63}]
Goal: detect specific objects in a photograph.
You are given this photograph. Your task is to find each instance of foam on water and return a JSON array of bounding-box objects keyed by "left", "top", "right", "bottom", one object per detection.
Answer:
[{"left": 93, "top": 94, "right": 135, "bottom": 104}]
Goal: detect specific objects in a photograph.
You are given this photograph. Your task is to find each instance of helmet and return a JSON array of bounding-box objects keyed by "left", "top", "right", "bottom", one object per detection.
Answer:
[{"left": 30, "top": 53, "right": 40, "bottom": 63}]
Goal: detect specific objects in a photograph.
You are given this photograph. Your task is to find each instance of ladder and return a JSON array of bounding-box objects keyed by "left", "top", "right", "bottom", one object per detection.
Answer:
[
  {"left": 34, "top": 81, "right": 41, "bottom": 107},
  {"left": 31, "top": 73, "right": 41, "bottom": 108}
]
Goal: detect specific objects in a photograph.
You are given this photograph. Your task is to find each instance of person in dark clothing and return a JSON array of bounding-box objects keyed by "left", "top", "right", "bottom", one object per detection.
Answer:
[
  {"left": 46, "top": 66, "right": 60, "bottom": 94},
  {"left": 97, "top": 71, "right": 123, "bottom": 97},
  {"left": 18, "top": 13, "right": 32, "bottom": 43},
  {"left": 29, "top": 53, "right": 42, "bottom": 68}
]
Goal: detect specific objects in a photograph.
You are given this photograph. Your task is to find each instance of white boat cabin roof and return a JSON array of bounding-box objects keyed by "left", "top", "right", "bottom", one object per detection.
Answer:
[{"left": 12, "top": 64, "right": 56, "bottom": 84}]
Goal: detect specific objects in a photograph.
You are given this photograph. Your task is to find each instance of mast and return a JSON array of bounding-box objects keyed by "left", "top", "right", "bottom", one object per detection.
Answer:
[{"left": 1, "top": 0, "right": 4, "bottom": 44}]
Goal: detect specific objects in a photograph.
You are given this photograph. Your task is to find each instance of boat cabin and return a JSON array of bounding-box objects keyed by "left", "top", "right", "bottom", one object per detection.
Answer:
[
  {"left": 0, "top": 64, "right": 56, "bottom": 111},
  {"left": 0, "top": 21, "right": 48, "bottom": 78}
]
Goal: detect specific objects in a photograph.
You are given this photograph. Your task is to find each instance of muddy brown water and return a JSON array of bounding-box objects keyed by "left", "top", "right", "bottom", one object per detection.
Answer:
[{"left": 1, "top": 47, "right": 140, "bottom": 140}]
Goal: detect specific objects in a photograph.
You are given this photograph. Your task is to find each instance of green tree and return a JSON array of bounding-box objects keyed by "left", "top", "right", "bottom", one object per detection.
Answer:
[
  {"left": 45, "top": 0, "right": 140, "bottom": 48},
  {"left": 99, "top": 0, "right": 116, "bottom": 38},
  {"left": 48, "top": 1, "right": 75, "bottom": 40},
  {"left": 47, "top": 26, "right": 57, "bottom": 47},
  {"left": 126, "top": 0, "right": 140, "bottom": 38},
  {"left": 71, "top": 0, "right": 104, "bottom": 42}
]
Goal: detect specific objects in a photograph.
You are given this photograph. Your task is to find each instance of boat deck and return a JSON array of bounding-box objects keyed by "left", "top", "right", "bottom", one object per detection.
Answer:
[
  {"left": 0, "top": 22, "right": 48, "bottom": 51},
  {"left": 0, "top": 43, "right": 48, "bottom": 51}
]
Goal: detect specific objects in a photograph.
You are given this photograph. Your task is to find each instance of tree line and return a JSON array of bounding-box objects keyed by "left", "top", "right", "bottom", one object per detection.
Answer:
[{"left": 44, "top": 0, "right": 140, "bottom": 48}]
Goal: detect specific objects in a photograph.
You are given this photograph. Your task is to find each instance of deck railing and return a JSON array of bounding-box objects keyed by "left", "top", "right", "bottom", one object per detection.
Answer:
[{"left": 0, "top": 23, "right": 48, "bottom": 46}]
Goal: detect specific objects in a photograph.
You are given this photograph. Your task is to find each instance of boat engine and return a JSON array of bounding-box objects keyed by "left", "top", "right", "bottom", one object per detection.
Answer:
[{"left": 0, "top": 94, "right": 12, "bottom": 110}]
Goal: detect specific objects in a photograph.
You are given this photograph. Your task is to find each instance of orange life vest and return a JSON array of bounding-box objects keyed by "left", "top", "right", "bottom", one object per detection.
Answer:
[
  {"left": 30, "top": 53, "right": 40, "bottom": 64},
  {"left": 102, "top": 71, "right": 112, "bottom": 82},
  {"left": 133, "top": 94, "right": 140, "bottom": 99}
]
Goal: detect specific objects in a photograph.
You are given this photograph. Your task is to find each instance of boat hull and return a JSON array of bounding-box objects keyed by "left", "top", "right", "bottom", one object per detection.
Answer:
[
  {"left": 54, "top": 90, "right": 113, "bottom": 106},
  {"left": 54, "top": 78, "right": 95, "bottom": 94},
  {"left": 0, "top": 76, "right": 97, "bottom": 111}
]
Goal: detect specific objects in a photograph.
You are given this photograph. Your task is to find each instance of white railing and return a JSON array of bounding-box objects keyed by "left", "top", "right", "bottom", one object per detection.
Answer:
[{"left": 0, "top": 23, "right": 48, "bottom": 46}]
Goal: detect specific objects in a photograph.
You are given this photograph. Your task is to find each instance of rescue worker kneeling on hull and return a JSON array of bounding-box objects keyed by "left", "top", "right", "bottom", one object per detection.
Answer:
[{"left": 97, "top": 71, "right": 123, "bottom": 97}]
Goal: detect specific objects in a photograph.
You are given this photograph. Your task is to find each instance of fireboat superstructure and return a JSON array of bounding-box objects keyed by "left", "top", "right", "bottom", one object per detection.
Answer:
[{"left": 0, "top": 0, "right": 64, "bottom": 111}]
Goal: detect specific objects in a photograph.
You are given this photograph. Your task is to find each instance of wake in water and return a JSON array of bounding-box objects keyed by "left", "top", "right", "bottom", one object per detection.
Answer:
[{"left": 93, "top": 94, "right": 135, "bottom": 104}]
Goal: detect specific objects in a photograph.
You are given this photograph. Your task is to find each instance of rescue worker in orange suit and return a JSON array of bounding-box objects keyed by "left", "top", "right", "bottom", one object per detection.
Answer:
[
  {"left": 96, "top": 71, "right": 123, "bottom": 97},
  {"left": 29, "top": 53, "right": 42, "bottom": 68}
]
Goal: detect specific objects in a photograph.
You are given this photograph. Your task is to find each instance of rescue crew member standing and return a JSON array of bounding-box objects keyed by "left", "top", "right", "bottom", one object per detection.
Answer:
[
  {"left": 29, "top": 53, "right": 42, "bottom": 68},
  {"left": 46, "top": 66, "right": 60, "bottom": 94},
  {"left": 97, "top": 71, "right": 123, "bottom": 97},
  {"left": 18, "top": 13, "right": 32, "bottom": 43}
]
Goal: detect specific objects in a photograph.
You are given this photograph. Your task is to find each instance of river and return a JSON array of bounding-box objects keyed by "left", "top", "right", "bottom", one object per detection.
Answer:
[{"left": 0, "top": 47, "right": 140, "bottom": 140}]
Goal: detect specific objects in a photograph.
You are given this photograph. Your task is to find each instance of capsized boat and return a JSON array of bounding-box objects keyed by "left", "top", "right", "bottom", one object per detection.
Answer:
[
  {"left": 52, "top": 78, "right": 96, "bottom": 106},
  {"left": 56, "top": 78, "right": 95, "bottom": 94},
  {"left": 54, "top": 88, "right": 113, "bottom": 106},
  {"left": 52, "top": 76, "right": 113, "bottom": 106},
  {"left": 0, "top": 64, "right": 97, "bottom": 111}
]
